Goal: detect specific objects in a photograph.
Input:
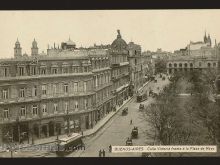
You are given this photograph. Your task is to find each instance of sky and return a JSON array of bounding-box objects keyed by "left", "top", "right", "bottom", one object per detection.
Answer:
[{"left": 0, "top": 10, "right": 220, "bottom": 58}]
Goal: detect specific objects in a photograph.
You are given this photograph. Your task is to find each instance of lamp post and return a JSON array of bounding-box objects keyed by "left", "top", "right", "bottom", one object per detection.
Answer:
[
  {"left": 66, "top": 109, "right": 70, "bottom": 136},
  {"left": 4, "top": 132, "right": 14, "bottom": 158}
]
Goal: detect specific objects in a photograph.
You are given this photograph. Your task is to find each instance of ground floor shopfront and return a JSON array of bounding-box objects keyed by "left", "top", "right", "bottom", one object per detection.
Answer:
[
  {"left": 0, "top": 107, "right": 113, "bottom": 145},
  {"left": 112, "top": 87, "right": 129, "bottom": 109}
]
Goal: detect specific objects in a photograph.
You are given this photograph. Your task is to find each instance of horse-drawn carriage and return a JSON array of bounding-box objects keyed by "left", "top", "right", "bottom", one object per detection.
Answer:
[
  {"left": 139, "top": 104, "right": 144, "bottom": 111},
  {"left": 126, "top": 138, "right": 133, "bottom": 146},
  {"left": 131, "top": 127, "right": 138, "bottom": 139},
  {"left": 122, "top": 107, "right": 128, "bottom": 116}
]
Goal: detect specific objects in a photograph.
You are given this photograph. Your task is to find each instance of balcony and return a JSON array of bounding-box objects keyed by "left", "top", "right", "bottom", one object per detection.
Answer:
[
  {"left": 0, "top": 72, "right": 94, "bottom": 82},
  {"left": 110, "top": 63, "right": 120, "bottom": 68},
  {"left": 94, "top": 82, "right": 113, "bottom": 91}
]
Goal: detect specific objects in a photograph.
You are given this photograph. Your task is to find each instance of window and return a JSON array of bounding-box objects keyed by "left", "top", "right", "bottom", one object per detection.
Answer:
[
  {"left": 42, "top": 85, "right": 47, "bottom": 95},
  {"left": 32, "top": 105, "right": 38, "bottom": 115},
  {"left": 33, "top": 86, "right": 37, "bottom": 97},
  {"left": 41, "top": 68, "right": 46, "bottom": 75},
  {"left": 42, "top": 104, "right": 47, "bottom": 114},
  {"left": 3, "top": 68, "right": 8, "bottom": 77},
  {"left": 208, "top": 63, "right": 211, "bottom": 67},
  {"left": 53, "top": 84, "right": 57, "bottom": 95},
  {"left": 213, "top": 63, "right": 216, "bottom": 67},
  {"left": 83, "top": 82, "right": 87, "bottom": 92},
  {"left": 3, "top": 109, "right": 9, "bottom": 119},
  {"left": 54, "top": 103, "right": 58, "bottom": 113},
  {"left": 65, "top": 102, "right": 68, "bottom": 113},
  {"left": 32, "top": 67, "right": 36, "bottom": 75},
  {"left": 63, "top": 67, "right": 68, "bottom": 74},
  {"left": 84, "top": 67, "right": 88, "bottom": 72},
  {"left": 64, "top": 84, "right": 69, "bottom": 94},
  {"left": 74, "top": 82, "right": 78, "bottom": 92},
  {"left": 199, "top": 62, "right": 202, "bottom": 67},
  {"left": 75, "top": 101, "right": 78, "bottom": 111},
  {"left": 73, "top": 67, "right": 78, "bottom": 73},
  {"left": 19, "top": 67, "right": 24, "bottom": 76},
  {"left": 2, "top": 89, "right": 8, "bottom": 99},
  {"left": 95, "top": 76, "right": 98, "bottom": 87},
  {"left": 84, "top": 99, "right": 88, "bottom": 109},
  {"left": 20, "top": 106, "right": 26, "bottom": 117},
  {"left": 52, "top": 68, "right": 58, "bottom": 74},
  {"left": 20, "top": 88, "right": 25, "bottom": 98}
]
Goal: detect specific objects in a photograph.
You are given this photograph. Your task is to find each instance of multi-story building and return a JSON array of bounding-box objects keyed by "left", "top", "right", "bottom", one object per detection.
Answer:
[
  {"left": 0, "top": 38, "right": 113, "bottom": 144},
  {"left": 166, "top": 56, "right": 219, "bottom": 74},
  {"left": 109, "top": 30, "right": 130, "bottom": 108},
  {"left": 127, "top": 41, "right": 143, "bottom": 94}
]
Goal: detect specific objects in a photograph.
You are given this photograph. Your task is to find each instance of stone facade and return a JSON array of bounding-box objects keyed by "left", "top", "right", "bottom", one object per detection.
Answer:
[
  {"left": 0, "top": 39, "right": 113, "bottom": 144},
  {"left": 166, "top": 57, "right": 219, "bottom": 74}
]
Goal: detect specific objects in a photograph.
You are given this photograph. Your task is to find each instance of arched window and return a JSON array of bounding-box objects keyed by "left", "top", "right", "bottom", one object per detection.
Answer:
[
  {"left": 169, "top": 63, "right": 172, "bottom": 67},
  {"left": 190, "top": 63, "right": 193, "bottom": 67},
  {"left": 174, "top": 63, "right": 177, "bottom": 67},
  {"left": 179, "top": 63, "right": 182, "bottom": 67},
  {"left": 184, "top": 63, "right": 188, "bottom": 68},
  {"left": 213, "top": 63, "right": 216, "bottom": 67},
  {"left": 208, "top": 63, "right": 211, "bottom": 67}
]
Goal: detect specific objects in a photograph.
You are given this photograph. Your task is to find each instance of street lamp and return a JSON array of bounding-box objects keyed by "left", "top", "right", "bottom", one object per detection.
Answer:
[{"left": 4, "top": 132, "right": 14, "bottom": 158}]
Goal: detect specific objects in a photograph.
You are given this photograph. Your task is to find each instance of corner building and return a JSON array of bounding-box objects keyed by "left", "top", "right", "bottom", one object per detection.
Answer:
[
  {"left": 0, "top": 38, "right": 113, "bottom": 144},
  {"left": 109, "top": 30, "right": 130, "bottom": 108}
]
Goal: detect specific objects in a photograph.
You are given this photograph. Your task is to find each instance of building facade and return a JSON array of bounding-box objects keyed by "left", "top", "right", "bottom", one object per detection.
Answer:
[
  {"left": 0, "top": 38, "right": 113, "bottom": 144},
  {"left": 166, "top": 56, "right": 219, "bottom": 74},
  {"left": 109, "top": 30, "right": 130, "bottom": 109}
]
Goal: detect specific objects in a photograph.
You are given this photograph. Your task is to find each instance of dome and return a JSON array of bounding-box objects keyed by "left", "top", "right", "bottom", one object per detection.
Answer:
[
  {"left": 111, "top": 30, "right": 127, "bottom": 50},
  {"left": 66, "top": 38, "right": 76, "bottom": 46}
]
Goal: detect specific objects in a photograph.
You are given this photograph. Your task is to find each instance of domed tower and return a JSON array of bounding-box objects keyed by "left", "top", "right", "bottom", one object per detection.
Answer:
[
  {"left": 31, "top": 38, "right": 39, "bottom": 56},
  {"left": 14, "top": 38, "right": 22, "bottom": 58},
  {"left": 111, "top": 30, "right": 128, "bottom": 51}
]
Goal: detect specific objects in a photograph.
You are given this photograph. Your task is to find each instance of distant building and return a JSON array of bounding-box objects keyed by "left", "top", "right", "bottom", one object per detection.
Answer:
[
  {"left": 186, "top": 32, "right": 217, "bottom": 58},
  {"left": 166, "top": 56, "right": 218, "bottom": 74}
]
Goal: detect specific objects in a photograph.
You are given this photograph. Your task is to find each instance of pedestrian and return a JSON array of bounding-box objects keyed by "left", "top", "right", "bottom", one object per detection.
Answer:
[
  {"left": 99, "top": 149, "right": 102, "bottom": 157},
  {"left": 130, "top": 119, "right": 132, "bottom": 125},
  {"left": 81, "top": 131, "right": 83, "bottom": 136},
  {"left": 103, "top": 149, "right": 105, "bottom": 157},
  {"left": 109, "top": 145, "right": 112, "bottom": 153}
]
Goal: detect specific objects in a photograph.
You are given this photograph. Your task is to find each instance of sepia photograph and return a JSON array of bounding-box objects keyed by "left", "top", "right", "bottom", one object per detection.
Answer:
[{"left": 0, "top": 10, "right": 220, "bottom": 157}]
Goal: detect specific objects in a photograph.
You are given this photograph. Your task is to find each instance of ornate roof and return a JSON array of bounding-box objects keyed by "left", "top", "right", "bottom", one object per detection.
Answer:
[
  {"left": 111, "top": 30, "right": 127, "bottom": 50},
  {"left": 66, "top": 37, "right": 76, "bottom": 46}
]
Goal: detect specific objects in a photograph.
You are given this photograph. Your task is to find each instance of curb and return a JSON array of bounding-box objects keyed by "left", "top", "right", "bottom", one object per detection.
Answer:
[{"left": 83, "top": 96, "right": 134, "bottom": 139}]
